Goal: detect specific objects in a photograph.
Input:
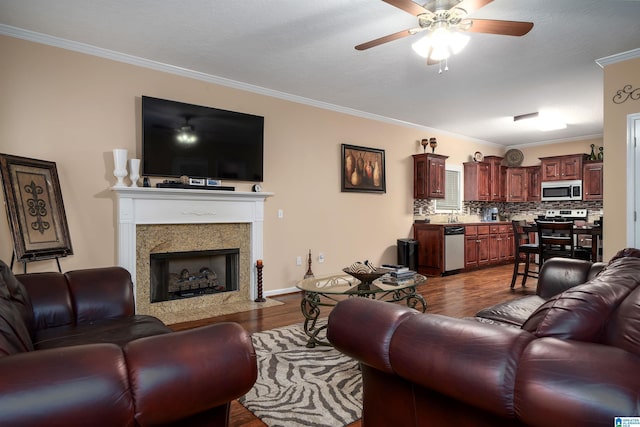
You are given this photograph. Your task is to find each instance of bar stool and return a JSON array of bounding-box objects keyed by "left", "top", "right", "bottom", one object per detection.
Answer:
[{"left": 510, "top": 220, "right": 538, "bottom": 289}]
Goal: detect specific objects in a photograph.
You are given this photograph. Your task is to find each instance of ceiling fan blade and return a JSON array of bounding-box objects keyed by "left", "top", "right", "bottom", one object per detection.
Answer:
[
  {"left": 455, "top": 0, "right": 493, "bottom": 14},
  {"left": 467, "top": 19, "right": 533, "bottom": 36},
  {"left": 355, "top": 28, "right": 416, "bottom": 50},
  {"left": 382, "top": 0, "right": 428, "bottom": 16}
]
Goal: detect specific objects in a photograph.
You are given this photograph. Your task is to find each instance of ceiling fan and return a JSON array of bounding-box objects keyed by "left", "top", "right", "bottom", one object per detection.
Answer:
[{"left": 356, "top": 0, "right": 533, "bottom": 66}]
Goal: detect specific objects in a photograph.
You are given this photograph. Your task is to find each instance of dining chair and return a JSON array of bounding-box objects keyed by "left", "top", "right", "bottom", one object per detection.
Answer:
[
  {"left": 510, "top": 220, "right": 538, "bottom": 289},
  {"left": 536, "top": 221, "right": 577, "bottom": 265}
]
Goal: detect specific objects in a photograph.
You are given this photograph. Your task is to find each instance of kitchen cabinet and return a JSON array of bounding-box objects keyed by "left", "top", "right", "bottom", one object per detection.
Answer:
[
  {"left": 463, "top": 161, "right": 490, "bottom": 201},
  {"left": 506, "top": 167, "right": 527, "bottom": 202},
  {"left": 465, "top": 223, "right": 513, "bottom": 269},
  {"left": 413, "top": 153, "right": 448, "bottom": 199},
  {"left": 539, "top": 154, "right": 586, "bottom": 181},
  {"left": 486, "top": 156, "right": 506, "bottom": 201},
  {"left": 583, "top": 160, "right": 603, "bottom": 200},
  {"left": 464, "top": 225, "right": 490, "bottom": 269},
  {"left": 413, "top": 223, "right": 444, "bottom": 276},
  {"left": 464, "top": 156, "right": 504, "bottom": 201},
  {"left": 506, "top": 166, "right": 541, "bottom": 202},
  {"left": 526, "top": 166, "right": 541, "bottom": 201}
]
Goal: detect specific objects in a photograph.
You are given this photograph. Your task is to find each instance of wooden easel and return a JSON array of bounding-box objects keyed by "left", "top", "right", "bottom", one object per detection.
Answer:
[{"left": 10, "top": 252, "right": 63, "bottom": 274}]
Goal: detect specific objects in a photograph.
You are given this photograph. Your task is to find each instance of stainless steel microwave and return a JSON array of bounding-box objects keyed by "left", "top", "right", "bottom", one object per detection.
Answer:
[{"left": 541, "top": 180, "right": 583, "bottom": 201}]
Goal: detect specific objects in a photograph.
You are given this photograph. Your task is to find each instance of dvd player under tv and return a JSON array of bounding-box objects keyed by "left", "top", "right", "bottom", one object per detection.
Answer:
[{"left": 156, "top": 183, "right": 235, "bottom": 191}]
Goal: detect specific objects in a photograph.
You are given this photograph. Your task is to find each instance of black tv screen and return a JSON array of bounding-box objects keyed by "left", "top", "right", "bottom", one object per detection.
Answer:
[{"left": 142, "top": 96, "right": 264, "bottom": 182}]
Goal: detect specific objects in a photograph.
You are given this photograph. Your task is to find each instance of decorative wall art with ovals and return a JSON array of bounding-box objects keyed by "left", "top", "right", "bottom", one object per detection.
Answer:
[{"left": 504, "top": 149, "right": 524, "bottom": 167}]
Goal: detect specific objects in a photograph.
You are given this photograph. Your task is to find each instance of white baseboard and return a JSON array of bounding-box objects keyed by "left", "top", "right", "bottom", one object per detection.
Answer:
[{"left": 264, "top": 286, "right": 300, "bottom": 297}]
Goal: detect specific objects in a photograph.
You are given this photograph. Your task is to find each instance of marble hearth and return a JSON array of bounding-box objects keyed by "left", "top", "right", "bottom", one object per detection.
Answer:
[{"left": 112, "top": 187, "right": 277, "bottom": 324}]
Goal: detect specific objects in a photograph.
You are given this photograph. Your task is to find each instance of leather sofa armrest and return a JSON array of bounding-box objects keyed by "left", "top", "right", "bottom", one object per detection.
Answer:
[
  {"left": 517, "top": 338, "right": 640, "bottom": 426},
  {"left": 0, "top": 344, "right": 134, "bottom": 427},
  {"left": 327, "top": 298, "right": 419, "bottom": 373},
  {"left": 17, "top": 272, "right": 75, "bottom": 330},
  {"left": 536, "top": 258, "right": 597, "bottom": 299},
  {"left": 125, "top": 322, "right": 257, "bottom": 426},
  {"left": 328, "top": 298, "right": 537, "bottom": 419}
]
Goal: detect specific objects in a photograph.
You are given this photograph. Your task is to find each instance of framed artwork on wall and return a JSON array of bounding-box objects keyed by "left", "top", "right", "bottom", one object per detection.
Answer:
[
  {"left": 0, "top": 154, "right": 73, "bottom": 264},
  {"left": 341, "top": 144, "right": 386, "bottom": 193}
]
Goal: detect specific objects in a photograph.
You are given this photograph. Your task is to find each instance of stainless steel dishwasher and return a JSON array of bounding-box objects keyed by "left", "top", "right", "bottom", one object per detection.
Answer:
[{"left": 444, "top": 226, "right": 465, "bottom": 272}]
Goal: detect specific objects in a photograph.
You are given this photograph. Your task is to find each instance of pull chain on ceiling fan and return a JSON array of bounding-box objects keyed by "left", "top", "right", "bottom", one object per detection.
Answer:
[{"left": 356, "top": 0, "right": 533, "bottom": 70}]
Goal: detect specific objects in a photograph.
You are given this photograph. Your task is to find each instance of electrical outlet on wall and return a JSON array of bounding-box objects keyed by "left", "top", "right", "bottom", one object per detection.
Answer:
[
  {"left": 296, "top": 256, "right": 302, "bottom": 266},
  {"left": 318, "top": 253, "right": 325, "bottom": 263}
]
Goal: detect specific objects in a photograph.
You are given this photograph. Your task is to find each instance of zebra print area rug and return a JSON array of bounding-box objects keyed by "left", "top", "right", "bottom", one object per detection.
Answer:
[{"left": 239, "top": 321, "right": 362, "bottom": 427}]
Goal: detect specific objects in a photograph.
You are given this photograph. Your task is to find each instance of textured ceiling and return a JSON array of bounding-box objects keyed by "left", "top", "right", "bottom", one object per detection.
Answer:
[{"left": 1, "top": 0, "right": 640, "bottom": 146}]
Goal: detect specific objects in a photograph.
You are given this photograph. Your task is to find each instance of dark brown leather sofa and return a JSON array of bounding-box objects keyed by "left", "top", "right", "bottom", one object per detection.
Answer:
[
  {"left": 0, "top": 260, "right": 257, "bottom": 427},
  {"left": 327, "top": 249, "right": 640, "bottom": 426}
]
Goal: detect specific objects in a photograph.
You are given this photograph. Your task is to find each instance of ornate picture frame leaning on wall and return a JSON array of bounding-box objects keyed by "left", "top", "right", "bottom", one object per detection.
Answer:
[{"left": 0, "top": 154, "right": 73, "bottom": 270}]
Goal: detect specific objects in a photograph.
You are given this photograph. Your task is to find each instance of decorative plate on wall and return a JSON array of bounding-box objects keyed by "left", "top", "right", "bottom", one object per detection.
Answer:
[{"left": 504, "top": 149, "right": 524, "bottom": 166}]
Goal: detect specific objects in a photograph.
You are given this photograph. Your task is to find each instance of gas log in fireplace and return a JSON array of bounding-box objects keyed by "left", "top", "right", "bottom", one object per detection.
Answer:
[{"left": 150, "top": 249, "right": 240, "bottom": 303}]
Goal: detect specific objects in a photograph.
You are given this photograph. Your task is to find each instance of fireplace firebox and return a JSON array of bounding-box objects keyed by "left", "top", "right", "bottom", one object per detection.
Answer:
[{"left": 150, "top": 249, "right": 240, "bottom": 303}]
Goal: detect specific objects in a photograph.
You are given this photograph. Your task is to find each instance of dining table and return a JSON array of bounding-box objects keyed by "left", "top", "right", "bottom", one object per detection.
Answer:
[{"left": 523, "top": 222, "right": 603, "bottom": 262}]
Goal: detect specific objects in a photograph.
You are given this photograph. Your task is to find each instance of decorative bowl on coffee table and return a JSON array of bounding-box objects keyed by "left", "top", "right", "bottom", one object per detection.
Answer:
[{"left": 342, "top": 267, "right": 389, "bottom": 290}]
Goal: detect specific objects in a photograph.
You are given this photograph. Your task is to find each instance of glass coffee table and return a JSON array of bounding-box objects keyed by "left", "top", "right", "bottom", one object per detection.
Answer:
[{"left": 296, "top": 272, "right": 427, "bottom": 348}]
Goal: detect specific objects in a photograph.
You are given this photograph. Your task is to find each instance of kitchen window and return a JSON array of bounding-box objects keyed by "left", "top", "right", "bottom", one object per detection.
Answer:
[{"left": 435, "top": 166, "right": 461, "bottom": 212}]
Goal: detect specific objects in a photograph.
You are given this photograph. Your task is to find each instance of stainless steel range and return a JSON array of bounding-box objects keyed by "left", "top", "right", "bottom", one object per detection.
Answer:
[{"left": 543, "top": 209, "right": 588, "bottom": 221}]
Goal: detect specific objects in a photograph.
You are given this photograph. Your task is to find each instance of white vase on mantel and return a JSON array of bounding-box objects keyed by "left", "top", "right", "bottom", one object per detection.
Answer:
[
  {"left": 129, "top": 158, "right": 141, "bottom": 187},
  {"left": 113, "top": 148, "right": 128, "bottom": 187}
]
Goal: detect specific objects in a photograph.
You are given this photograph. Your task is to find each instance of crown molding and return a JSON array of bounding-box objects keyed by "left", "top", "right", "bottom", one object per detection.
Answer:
[{"left": 596, "top": 48, "right": 640, "bottom": 68}]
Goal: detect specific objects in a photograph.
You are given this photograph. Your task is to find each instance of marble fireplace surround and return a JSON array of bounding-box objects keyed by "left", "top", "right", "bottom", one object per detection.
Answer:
[{"left": 113, "top": 187, "right": 275, "bottom": 324}]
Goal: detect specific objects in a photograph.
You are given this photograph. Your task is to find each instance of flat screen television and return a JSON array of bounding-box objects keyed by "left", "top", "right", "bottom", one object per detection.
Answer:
[{"left": 141, "top": 96, "right": 264, "bottom": 182}]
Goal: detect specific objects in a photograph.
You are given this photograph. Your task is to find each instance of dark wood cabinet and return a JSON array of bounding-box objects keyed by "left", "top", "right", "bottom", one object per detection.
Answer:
[
  {"left": 464, "top": 225, "right": 490, "bottom": 269},
  {"left": 540, "top": 154, "right": 586, "bottom": 181},
  {"left": 464, "top": 156, "right": 504, "bottom": 201},
  {"left": 506, "top": 167, "right": 527, "bottom": 202},
  {"left": 463, "top": 162, "right": 490, "bottom": 201},
  {"left": 485, "top": 156, "right": 506, "bottom": 201},
  {"left": 413, "top": 153, "right": 448, "bottom": 199},
  {"left": 583, "top": 161, "right": 603, "bottom": 200},
  {"left": 526, "top": 166, "right": 541, "bottom": 201},
  {"left": 413, "top": 223, "right": 444, "bottom": 276}
]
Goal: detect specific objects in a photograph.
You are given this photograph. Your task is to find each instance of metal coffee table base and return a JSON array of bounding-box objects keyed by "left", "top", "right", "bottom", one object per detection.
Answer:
[{"left": 300, "top": 285, "right": 427, "bottom": 348}]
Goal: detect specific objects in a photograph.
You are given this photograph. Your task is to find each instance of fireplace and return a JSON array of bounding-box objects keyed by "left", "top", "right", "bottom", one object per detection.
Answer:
[
  {"left": 150, "top": 249, "right": 240, "bottom": 303},
  {"left": 112, "top": 187, "right": 274, "bottom": 324}
]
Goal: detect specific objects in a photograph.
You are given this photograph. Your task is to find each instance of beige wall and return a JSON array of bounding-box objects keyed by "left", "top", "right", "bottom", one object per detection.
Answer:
[
  {"left": 602, "top": 56, "right": 640, "bottom": 259},
  {"left": 0, "top": 34, "right": 617, "bottom": 294}
]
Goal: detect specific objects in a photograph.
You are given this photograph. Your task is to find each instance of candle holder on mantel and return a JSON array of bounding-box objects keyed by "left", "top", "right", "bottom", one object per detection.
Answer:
[{"left": 255, "top": 259, "right": 265, "bottom": 302}]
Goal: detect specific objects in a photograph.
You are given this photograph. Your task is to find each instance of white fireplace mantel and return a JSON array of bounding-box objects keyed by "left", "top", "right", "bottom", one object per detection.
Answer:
[{"left": 112, "top": 186, "right": 273, "bottom": 304}]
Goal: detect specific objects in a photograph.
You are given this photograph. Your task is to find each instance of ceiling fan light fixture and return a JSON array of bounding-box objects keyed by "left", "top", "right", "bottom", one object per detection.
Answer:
[{"left": 411, "top": 35, "right": 432, "bottom": 58}]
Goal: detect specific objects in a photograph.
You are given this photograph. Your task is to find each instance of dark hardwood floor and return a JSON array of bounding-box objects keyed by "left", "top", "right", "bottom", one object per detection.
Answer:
[{"left": 170, "top": 263, "right": 537, "bottom": 427}]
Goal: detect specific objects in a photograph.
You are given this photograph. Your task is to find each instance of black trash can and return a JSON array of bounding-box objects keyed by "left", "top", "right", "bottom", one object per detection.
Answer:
[{"left": 397, "top": 239, "right": 418, "bottom": 271}]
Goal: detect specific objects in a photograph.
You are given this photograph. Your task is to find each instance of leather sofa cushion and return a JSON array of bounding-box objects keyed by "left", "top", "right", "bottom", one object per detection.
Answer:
[
  {"left": 33, "top": 315, "right": 171, "bottom": 350},
  {"left": 522, "top": 257, "right": 640, "bottom": 342},
  {"left": 475, "top": 296, "right": 545, "bottom": 327}
]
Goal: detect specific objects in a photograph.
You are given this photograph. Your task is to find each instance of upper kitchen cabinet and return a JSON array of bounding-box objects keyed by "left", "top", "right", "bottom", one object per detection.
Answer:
[
  {"left": 583, "top": 160, "right": 603, "bottom": 201},
  {"left": 539, "top": 154, "right": 587, "bottom": 181},
  {"left": 413, "top": 153, "right": 448, "bottom": 199},
  {"left": 505, "top": 167, "right": 527, "bottom": 202},
  {"left": 526, "top": 166, "right": 542, "bottom": 201},
  {"left": 464, "top": 161, "right": 490, "bottom": 201},
  {"left": 486, "top": 156, "right": 506, "bottom": 201},
  {"left": 463, "top": 156, "right": 504, "bottom": 202},
  {"left": 505, "top": 165, "right": 541, "bottom": 202}
]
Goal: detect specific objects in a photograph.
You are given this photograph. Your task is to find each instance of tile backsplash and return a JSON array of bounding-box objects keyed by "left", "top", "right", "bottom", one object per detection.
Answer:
[{"left": 414, "top": 199, "right": 604, "bottom": 224}]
